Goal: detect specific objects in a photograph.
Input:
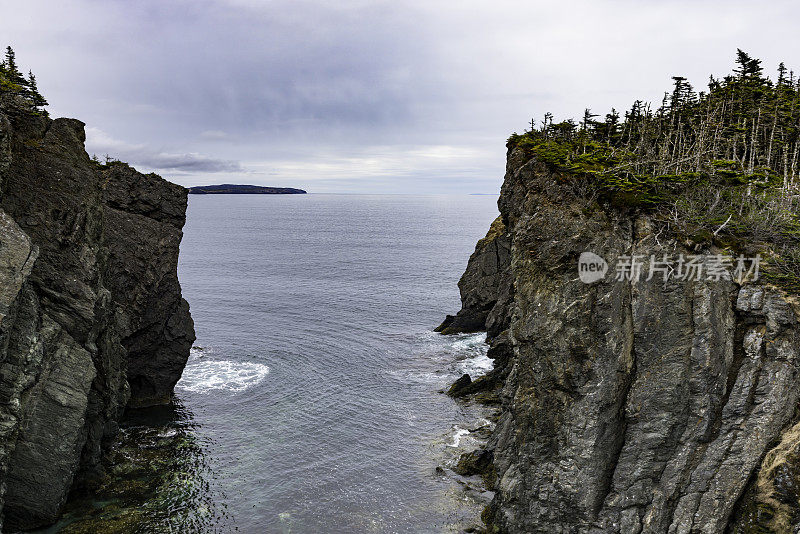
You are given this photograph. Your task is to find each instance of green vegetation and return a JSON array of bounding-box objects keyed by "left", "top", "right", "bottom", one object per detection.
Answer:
[
  {"left": 0, "top": 46, "right": 48, "bottom": 115},
  {"left": 510, "top": 50, "right": 800, "bottom": 289},
  {"left": 90, "top": 154, "right": 126, "bottom": 170}
]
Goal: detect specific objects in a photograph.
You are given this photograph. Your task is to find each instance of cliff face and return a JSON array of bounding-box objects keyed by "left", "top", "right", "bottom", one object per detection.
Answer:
[
  {"left": 0, "top": 96, "right": 194, "bottom": 529},
  {"left": 450, "top": 147, "right": 800, "bottom": 533},
  {"left": 102, "top": 163, "right": 195, "bottom": 407}
]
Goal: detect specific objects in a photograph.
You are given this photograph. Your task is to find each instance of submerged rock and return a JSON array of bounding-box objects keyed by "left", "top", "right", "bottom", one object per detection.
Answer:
[
  {"left": 51, "top": 402, "right": 230, "bottom": 534},
  {"left": 448, "top": 373, "right": 473, "bottom": 397},
  {"left": 455, "top": 449, "right": 495, "bottom": 481}
]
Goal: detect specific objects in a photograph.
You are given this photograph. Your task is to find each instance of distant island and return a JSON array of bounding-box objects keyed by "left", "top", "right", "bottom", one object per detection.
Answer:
[{"left": 188, "top": 184, "right": 307, "bottom": 194}]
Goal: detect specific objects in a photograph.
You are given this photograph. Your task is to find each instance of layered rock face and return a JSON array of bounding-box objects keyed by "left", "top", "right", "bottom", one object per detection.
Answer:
[
  {"left": 450, "top": 147, "right": 800, "bottom": 533},
  {"left": 102, "top": 163, "right": 195, "bottom": 407},
  {"left": 0, "top": 97, "right": 194, "bottom": 529}
]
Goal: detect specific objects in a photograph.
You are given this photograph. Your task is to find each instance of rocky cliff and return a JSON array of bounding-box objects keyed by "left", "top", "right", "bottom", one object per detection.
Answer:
[
  {"left": 0, "top": 94, "right": 194, "bottom": 530},
  {"left": 436, "top": 216, "right": 514, "bottom": 399},
  {"left": 446, "top": 147, "right": 800, "bottom": 533}
]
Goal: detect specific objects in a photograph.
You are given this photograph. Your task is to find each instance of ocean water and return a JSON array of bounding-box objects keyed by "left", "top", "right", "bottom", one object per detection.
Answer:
[{"left": 51, "top": 193, "right": 500, "bottom": 533}]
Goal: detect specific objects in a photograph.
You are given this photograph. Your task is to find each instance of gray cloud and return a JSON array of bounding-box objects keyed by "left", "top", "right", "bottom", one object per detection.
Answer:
[
  {"left": 135, "top": 153, "right": 243, "bottom": 173},
  {"left": 85, "top": 127, "right": 242, "bottom": 174},
  {"left": 3, "top": 0, "right": 800, "bottom": 192},
  {"left": 200, "top": 130, "right": 230, "bottom": 141}
]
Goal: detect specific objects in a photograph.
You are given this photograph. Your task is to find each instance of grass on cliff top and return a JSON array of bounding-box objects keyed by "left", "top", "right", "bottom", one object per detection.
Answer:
[{"left": 507, "top": 49, "right": 800, "bottom": 291}]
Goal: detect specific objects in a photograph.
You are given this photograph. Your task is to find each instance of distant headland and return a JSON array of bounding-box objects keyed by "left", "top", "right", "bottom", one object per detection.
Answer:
[{"left": 188, "top": 184, "right": 307, "bottom": 194}]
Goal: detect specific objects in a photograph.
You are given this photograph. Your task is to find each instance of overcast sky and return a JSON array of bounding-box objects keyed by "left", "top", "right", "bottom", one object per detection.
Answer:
[{"left": 3, "top": 0, "right": 800, "bottom": 193}]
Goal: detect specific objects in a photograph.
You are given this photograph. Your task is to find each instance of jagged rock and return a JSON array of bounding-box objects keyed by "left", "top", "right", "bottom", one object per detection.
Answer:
[
  {"left": 3, "top": 316, "right": 96, "bottom": 529},
  {"left": 448, "top": 373, "right": 473, "bottom": 397},
  {"left": 0, "top": 209, "right": 38, "bottom": 531},
  {"left": 0, "top": 91, "right": 194, "bottom": 528},
  {"left": 455, "top": 448, "right": 494, "bottom": 478},
  {"left": 0, "top": 210, "right": 36, "bottom": 324},
  {"left": 449, "top": 148, "right": 800, "bottom": 533},
  {"left": 437, "top": 216, "right": 512, "bottom": 337},
  {"left": 438, "top": 216, "right": 515, "bottom": 401}
]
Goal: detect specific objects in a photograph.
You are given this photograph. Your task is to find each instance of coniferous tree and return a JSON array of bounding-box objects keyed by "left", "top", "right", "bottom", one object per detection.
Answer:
[
  {"left": 507, "top": 49, "right": 800, "bottom": 205},
  {"left": 3, "top": 46, "right": 26, "bottom": 87},
  {"left": 734, "top": 49, "right": 763, "bottom": 79},
  {"left": 778, "top": 62, "right": 788, "bottom": 85},
  {"left": 26, "top": 71, "right": 48, "bottom": 108},
  {"left": 4, "top": 46, "right": 17, "bottom": 75},
  {"left": 0, "top": 45, "right": 48, "bottom": 115}
]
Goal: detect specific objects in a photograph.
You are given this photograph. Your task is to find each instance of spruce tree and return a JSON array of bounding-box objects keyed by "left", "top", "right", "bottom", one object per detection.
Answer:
[
  {"left": 734, "top": 49, "right": 763, "bottom": 79},
  {"left": 4, "top": 46, "right": 17, "bottom": 75},
  {"left": 507, "top": 49, "right": 800, "bottom": 201},
  {"left": 0, "top": 45, "right": 48, "bottom": 115},
  {"left": 3, "top": 46, "right": 26, "bottom": 87},
  {"left": 27, "top": 71, "right": 48, "bottom": 108}
]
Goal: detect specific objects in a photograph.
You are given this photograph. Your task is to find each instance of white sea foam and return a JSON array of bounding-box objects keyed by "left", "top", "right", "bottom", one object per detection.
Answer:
[
  {"left": 449, "top": 427, "right": 471, "bottom": 447},
  {"left": 177, "top": 354, "right": 270, "bottom": 394},
  {"left": 473, "top": 418, "right": 495, "bottom": 431},
  {"left": 449, "top": 333, "right": 493, "bottom": 378},
  {"left": 457, "top": 352, "right": 493, "bottom": 378},
  {"left": 398, "top": 371, "right": 449, "bottom": 385},
  {"left": 449, "top": 333, "right": 487, "bottom": 354}
]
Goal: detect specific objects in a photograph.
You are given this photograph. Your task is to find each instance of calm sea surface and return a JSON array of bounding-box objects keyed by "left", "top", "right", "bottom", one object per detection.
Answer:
[{"left": 50, "top": 193, "right": 500, "bottom": 533}]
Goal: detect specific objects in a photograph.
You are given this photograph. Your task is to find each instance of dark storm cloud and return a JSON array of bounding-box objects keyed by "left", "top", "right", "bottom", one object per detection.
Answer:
[{"left": 4, "top": 0, "right": 800, "bottom": 192}]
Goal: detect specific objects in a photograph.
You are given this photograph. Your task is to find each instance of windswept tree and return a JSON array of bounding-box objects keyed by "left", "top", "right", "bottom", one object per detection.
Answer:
[
  {"left": 509, "top": 49, "right": 800, "bottom": 188},
  {"left": 734, "top": 48, "right": 763, "bottom": 79},
  {"left": 2, "top": 46, "right": 28, "bottom": 88}
]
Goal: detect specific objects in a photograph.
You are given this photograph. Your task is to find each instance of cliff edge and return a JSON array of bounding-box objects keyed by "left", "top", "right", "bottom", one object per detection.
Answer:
[{"left": 0, "top": 92, "right": 194, "bottom": 529}]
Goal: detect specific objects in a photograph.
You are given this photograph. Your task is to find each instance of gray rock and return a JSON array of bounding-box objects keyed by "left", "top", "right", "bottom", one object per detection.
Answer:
[
  {"left": 448, "top": 373, "right": 474, "bottom": 397},
  {"left": 0, "top": 210, "right": 36, "bottom": 325},
  {"left": 101, "top": 162, "right": 195, "bottom": 407},
  {"left": 3, "top": 316, "right": 96, "bottom": 530},
  {"left": 0, "top": 89, "right": 194, "bottom": 528},
  {"left": 437, "top": 215, "right": 512, "bottom": 338},
  {"left": 452, "top": 148, "right": 800, "bottom": 533},
  {"left": 0, "top": 208, "right": 39, "bottom": 531}
]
